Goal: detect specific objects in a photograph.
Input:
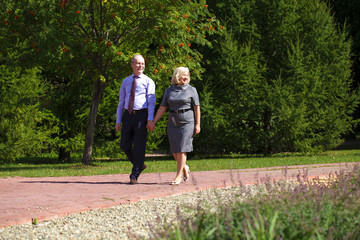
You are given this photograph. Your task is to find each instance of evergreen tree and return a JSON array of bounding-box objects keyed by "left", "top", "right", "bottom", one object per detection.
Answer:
[
  {"left": 0, "top": 66, "right": 55, "bottom": 162},
  {"left": 329, "top": 0, "right": 360, "bottom": 134},
  {"left": 200, "top": 0, "right": 359, "bottom": 154},
  {"left": 42, "top": 71, "right": 91, "bottom": 162}
]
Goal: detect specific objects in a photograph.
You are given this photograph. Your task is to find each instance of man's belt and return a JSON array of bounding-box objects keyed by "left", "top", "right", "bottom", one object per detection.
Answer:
[{"left": 127, "top": 108, "right": 148, "bottom": 114}]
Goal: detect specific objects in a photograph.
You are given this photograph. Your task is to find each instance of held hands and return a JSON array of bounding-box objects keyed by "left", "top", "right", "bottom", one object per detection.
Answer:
[
  {"left": 147, "top": 120, "right": 155, "bottom": 132},
  {"left": 115, "top": 123, "right": 121, "bottom": 132}
]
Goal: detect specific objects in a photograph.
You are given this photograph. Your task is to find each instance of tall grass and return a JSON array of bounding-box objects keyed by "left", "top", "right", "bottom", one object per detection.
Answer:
[{"left": 153, "top": 165, "right": 360, "bottom": 239}]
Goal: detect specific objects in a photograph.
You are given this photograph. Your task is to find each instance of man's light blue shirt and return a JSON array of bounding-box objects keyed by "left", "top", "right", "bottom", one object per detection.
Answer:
[{"left": 116, "top": 73, "right": 156, "bottom": 123}]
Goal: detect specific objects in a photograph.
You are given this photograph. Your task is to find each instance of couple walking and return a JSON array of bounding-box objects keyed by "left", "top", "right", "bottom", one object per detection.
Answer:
[{"left": 115, "top": 54, "right": 201, "bottom": 185}]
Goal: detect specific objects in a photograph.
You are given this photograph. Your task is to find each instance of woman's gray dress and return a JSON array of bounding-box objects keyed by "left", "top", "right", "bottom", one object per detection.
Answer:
[{"left": 160, "top": 84, "right": 200, "bottom": 154}]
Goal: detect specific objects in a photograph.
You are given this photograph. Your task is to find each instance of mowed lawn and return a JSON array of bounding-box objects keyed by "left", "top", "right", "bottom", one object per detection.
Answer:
[{"left": 1, "top": 149, "right": 359, "bottom": 178}]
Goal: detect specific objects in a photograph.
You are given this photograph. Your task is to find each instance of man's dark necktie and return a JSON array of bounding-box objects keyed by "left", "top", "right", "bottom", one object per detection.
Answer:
[{"left": 128, "top": 76, "right": 137, "bottom": 113}]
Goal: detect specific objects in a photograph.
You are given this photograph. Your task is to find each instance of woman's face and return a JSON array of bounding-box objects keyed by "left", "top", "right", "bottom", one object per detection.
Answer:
[{"left": 179, "top": 72, "right": 189, "bottom": 85}]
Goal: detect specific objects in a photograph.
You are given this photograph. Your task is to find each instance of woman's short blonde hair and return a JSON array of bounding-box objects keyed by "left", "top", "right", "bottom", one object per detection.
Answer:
[{"left": 171, "top": 67, "right": 190, "bottom": 85}]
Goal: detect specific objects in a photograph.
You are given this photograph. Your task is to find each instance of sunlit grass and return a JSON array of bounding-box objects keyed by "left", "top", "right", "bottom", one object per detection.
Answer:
[
  {"left": 0, "top": 149, "right": 359, "bottom": 178},
  {"left": 156, "top": 161, "right": 360, "bottom": 239}
]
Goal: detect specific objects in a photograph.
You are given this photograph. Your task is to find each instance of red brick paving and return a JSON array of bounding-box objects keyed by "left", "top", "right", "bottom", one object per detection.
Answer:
[{"left": 1, "top": 162, "right": 359, "bottom": 228}]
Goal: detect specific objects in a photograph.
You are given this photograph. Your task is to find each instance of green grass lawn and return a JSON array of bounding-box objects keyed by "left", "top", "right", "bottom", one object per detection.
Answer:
[{"left": 0, "top": 149, "right": 359, "bottom": 178}]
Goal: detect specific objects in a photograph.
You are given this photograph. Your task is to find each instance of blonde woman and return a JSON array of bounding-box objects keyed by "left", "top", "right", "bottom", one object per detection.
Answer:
[{"left": 153, "top": 67, "right": 201, "bottom": 185}]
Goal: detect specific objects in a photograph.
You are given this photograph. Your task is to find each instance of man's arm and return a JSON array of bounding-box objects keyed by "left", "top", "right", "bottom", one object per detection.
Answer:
[
  {"left": 115, "top": 81, "right": 126, "bottom": 131},
  {"left": 147, "top": 79, "right": 156, "bottom": 121}
]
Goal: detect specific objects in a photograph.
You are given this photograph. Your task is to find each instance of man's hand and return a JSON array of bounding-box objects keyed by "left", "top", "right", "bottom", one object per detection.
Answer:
[
  {"left": 115, "top": 123, "right": 121, "bottom": 132},
  {"left": 147, "top": 120, "right": 155, "bottom": 132}
]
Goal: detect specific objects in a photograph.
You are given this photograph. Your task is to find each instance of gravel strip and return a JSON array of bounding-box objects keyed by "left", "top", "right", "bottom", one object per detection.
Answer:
[{"left": 0, "top": 185, "right": 264, "bottom": 240}]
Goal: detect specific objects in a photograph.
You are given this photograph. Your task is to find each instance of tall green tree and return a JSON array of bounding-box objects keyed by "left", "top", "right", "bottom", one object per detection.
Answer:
[
  {"left": 0, "top": 66, "right": 55, "bottom": 162},
  {"left": 329, "top": 0, "right": 360, "bottom": 133},
  {"left": 1, "top": 0, "right": 218, "bottom": 164},
  {"left": 200, "top": 0, "right": 359, "bottom": 154}
]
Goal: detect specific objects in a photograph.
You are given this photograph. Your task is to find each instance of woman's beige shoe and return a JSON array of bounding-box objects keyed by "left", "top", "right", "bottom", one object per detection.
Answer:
[
  {"left": 183, "top": 165, "right": 190, "bottom": 182},
  {"left": 171, "top": 177, "right": 182, "bottom": 185}
]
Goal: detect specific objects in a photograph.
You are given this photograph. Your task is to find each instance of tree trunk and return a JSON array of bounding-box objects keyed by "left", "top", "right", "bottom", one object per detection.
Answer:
[
  {"left": 58, "top": 147, "right": 71, "bottom": 162},
  {"left": 82, "top": 79, "right": 105, "bottom": 165}
]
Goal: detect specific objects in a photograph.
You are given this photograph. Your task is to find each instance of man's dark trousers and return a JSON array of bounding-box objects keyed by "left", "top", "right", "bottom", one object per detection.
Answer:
[{"left": 120, "top": 110, "right": 148, "bottom": 180}]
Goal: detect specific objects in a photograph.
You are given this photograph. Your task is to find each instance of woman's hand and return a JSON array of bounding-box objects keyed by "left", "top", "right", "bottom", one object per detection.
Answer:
[
  {"left": 193, "top": 105, "right": 201, "bottom": 135},
  {"left": 194, "top": 124, "right": 201, "bottom": 135}
]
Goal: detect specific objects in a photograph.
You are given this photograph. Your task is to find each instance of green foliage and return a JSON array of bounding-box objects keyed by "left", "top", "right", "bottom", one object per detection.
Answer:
[
  {"left": 1, "top": 0, "right": 216, "bottom": 79},
  {"left": 1, "top": 0, "right": 358, "bottom": 158},
  {"left": 1, "top": 0, "right": 219, "bottom": 162},
  {"left": 200, "top": 0, "right": 359, "bottom": 154},
  {"left": 0, "top": 66, "right": 55, "bottom": 162},
  {"left": 195, "top": 83, "right": 227, "bottom": 154},
  {"left": 329, "top": 0, "right": 360, "bottom": 94},
  {"left": 157, "top": 166, "right": 360, "bottom": 239},
  {"left": 44, "top": 71, "right": 91, "bottom": 161}
]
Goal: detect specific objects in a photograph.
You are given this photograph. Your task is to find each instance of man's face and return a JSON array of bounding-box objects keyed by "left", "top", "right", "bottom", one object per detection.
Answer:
[{"left": 131, "top": 56, "right": 145, "bottom": 76}]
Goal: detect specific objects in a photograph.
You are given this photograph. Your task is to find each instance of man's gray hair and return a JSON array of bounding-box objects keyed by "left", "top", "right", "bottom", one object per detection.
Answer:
[{"left": 131, "top": 54, "right": 144, "bottom": 63}]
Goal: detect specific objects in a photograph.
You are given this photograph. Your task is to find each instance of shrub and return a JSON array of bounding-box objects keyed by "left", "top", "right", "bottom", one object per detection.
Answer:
[
  {"left": 0, "top": 66, "right": 56, "bottom": 162},
  {"left": 155, "top": 165, "right": 360, "bottom": 239}
]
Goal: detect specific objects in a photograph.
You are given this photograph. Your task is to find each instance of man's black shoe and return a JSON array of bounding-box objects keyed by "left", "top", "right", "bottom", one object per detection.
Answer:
[{"left": 130, "top": 179, "right": 138, "bottom": 184}]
